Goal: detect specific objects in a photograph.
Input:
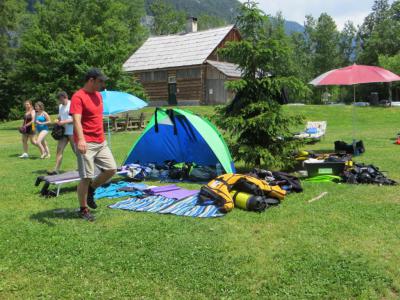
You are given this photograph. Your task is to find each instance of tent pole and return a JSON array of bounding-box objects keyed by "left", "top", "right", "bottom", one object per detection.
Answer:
[{"left": 389, "top": 82, "right": 393, "bottom": 102}]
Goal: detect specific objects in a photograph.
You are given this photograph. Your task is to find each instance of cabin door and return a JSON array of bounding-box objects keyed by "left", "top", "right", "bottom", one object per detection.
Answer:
[
  {"left": 168, "top": 83, "right": 177, "bottom": 105},
  {"left": 168, "top": 75, "right": 177, "bottom": 105}
]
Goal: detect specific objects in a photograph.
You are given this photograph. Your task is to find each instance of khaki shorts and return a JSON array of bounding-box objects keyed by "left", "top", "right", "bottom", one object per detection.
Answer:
[{"left": 76, "top": 142, "right": 117, "bottom": 179}]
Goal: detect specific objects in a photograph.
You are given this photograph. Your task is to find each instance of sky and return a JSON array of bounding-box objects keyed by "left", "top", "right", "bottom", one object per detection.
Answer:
[{"left": 241, "top": 0, "right": 394, "bottom": 30}]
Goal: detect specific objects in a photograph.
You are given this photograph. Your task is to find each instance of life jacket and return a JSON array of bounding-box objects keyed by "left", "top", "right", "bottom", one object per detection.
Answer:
[{"left": 199, "top": 174, "right": 286, "bottom": 212}]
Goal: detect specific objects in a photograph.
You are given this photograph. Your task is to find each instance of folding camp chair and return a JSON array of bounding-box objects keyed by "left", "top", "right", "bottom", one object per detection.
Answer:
[
  {"left": 294, "top": 121, "right": 327, "bottom": 141},
  {"left": 35, "top": 169, "right": 129, "bottom": 197}
]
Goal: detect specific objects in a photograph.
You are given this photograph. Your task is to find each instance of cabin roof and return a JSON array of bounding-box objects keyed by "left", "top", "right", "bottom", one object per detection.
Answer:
[
  {"left": 123, "top": 25, "right": 235, "bottom": 72},
  {"left": 206, "top": 60, "right": 242, "bottom": 78}
]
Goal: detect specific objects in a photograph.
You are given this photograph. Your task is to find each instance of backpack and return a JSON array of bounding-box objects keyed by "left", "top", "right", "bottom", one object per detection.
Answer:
[
  {"left": 250, "top": 169, "right": 303, "bottom": 193},
  {"left": 189, "top": 166, "right": 217, "bottom": 181}
]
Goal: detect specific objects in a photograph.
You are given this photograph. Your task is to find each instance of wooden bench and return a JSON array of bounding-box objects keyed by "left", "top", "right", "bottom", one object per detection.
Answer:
[
  {"left": 127, "top": 112, "right": 145, "bottom": 130},
  {"left": 103, "top": 113, "right": 146, "bottom": 132}
]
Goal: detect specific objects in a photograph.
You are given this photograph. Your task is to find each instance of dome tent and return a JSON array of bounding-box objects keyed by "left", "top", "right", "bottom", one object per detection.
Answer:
[{"left": 124, "top": 108, "right": 235, "bottom": 173}]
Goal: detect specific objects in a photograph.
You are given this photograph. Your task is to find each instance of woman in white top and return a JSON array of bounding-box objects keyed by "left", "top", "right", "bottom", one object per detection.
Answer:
[{"left": 48, "top": 91, "right": 75, "bottom": 175}]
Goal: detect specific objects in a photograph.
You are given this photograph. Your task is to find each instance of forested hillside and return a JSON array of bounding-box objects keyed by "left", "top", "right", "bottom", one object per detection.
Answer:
[
  {"left": 144, "top": 0, "right": 304, "bottom": 34},
  {"left": 145, "top": 0, "right": 240, "bottom": 22},
  {"left": 26, "top": 0, "right": 304, "bottom": 33}
]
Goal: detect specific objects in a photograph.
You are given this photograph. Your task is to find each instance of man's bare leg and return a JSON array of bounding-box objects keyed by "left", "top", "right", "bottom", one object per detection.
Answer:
[
  {"left": 91, "top": 169, "right": 116, "bottom": 189},
  {"left": 77, "top": 178, "right": 91, "bottom": 208}
]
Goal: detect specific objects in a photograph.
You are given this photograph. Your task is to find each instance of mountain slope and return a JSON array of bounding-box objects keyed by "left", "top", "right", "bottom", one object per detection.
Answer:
[
  {"left": 284, "top": 20, "right": 305, "bottom": 35},
  {"left": 26, "top": 0, "right": 304, "bottom": 34},
  {"left": 145, "top": 0, "right": 240, "bottom": 22},
  {"left": 144, "top": 0, "right": 304, "bottom": 34}
]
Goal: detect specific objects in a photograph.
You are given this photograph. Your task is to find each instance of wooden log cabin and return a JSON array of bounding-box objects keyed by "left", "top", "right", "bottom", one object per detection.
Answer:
[{"left": 123, "top": 18, "right": 241, "bottom": 106}]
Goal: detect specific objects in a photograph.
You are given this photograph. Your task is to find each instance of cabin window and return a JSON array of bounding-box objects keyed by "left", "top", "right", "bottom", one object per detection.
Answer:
[
  {"left": 154, "top": 71, "right": 167, "bottom": 81},
  {"left": 177, "top": 68, "right": 201, "bottom": 79},
  {"left": 140, "top": 71, "right": 167, "bottom": 82},
  {"left": 140, "top": 72, "right": 152, "bottom": 82}
]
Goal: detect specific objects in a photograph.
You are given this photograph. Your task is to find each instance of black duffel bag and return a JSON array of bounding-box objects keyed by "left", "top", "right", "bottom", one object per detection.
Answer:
[
  {"left": 51, "top": 124, "right": 65, "bottom": 140},
  {"left": 335, "top": 140, "right": 365, "bottom": 155}
]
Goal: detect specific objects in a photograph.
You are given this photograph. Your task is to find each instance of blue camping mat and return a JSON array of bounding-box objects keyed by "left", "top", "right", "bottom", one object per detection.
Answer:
[
  {"left": 94, "top": 182, "right": 145, "bottom": 200},
  {"left": 109, "top": 194, "right": 225, "bottom": 218}
]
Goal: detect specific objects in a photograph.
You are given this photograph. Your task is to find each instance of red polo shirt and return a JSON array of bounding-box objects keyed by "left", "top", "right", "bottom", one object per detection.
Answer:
[{"left": 70, "top": 88, "right": 104, "bottom": 144}]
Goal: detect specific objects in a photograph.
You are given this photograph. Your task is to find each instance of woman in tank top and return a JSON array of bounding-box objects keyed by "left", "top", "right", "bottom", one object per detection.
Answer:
[
  {"left": 19, "top": 100, "right": 37, "bottom": 159},
  {"left": 34, "top": 101, "right": 51, "bottom": 159}
]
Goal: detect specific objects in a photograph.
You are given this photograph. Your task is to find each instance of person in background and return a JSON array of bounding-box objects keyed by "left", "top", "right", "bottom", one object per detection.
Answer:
[
  {"left": 34, "top": 101, "right": 51, "bottom": 159},
  {"left": 70, "top": 68, "right": 117, "bottom": 221},
  {"left": 19, "top": 100, "right": 36, "bottom": 158},
  {"left": 47, "top": 91, "right": 75, "bottom": 175}
]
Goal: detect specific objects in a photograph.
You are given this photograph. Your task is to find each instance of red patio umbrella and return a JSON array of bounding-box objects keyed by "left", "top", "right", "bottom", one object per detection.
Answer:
[
  {"left": 310, "top": 64, "right": 400, "bottom": 102},
  {"left": 310, "top": 64, "right": 400, "bottom": 86},
  {"left": 309, "top": 64, "right": 400, "bottom": 151}
]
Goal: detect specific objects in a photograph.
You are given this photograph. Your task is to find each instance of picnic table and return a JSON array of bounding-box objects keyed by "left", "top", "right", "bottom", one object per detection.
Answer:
[{"left": 104, "top": 112, "right": 146, "bottom": 132}]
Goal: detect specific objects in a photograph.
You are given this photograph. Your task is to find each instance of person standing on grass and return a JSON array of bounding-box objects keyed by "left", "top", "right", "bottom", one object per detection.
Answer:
[
  {"left": 47, "top": 91, "right": 75, "bottom": 175},
  {"left": 34, "top": 101, "right": 51, "bottom": 159},
  {"left": 19, "top": 100, "right": 36, "bottom": 158},
  {"left": 70, "top": 68, "right": 117, "bottom": 221}
]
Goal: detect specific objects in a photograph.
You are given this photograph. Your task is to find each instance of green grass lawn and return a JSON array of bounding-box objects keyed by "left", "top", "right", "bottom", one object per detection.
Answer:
[{"left": 0, "top": 105, "right": 399, "bottom": 299}]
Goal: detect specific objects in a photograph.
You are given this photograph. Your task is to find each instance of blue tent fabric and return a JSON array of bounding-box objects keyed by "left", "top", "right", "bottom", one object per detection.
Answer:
[
  {"left": 125, "top": 116, "right": 220, "bottom": 166},
  {"left": 109, "top": 194, "right": 225, "bottom": 218}
]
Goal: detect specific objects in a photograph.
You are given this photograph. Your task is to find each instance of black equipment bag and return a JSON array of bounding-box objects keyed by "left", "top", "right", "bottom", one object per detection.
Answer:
[
  {"left": 335, "top": 140, "right": 365, "bottom": 155},
  {"left": 51, "top": 124, "right": 65, "bottom": 140}
]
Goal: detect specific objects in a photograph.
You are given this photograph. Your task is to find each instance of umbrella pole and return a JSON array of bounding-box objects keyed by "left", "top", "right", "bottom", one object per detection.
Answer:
[
  {"left": 352, "top": 85, "right": 357, "bottom": 155},
  {"left": 107, "top": 116, "right": 112, "bottom": 149}
]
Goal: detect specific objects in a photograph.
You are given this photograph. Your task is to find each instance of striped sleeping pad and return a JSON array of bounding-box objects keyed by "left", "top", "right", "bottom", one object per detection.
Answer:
[{"left": 109, "top": 194, "right": 225, "bottom": 218}]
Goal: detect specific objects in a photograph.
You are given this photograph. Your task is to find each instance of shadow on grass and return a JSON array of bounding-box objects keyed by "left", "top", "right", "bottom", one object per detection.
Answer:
[
  {"left": 9, "top": 154, "right": 40, "bottom": 160},
  {"left": 32, "top": 169, "right": 49, "bottom": 174},
  {"left": 305, "top": 149, "right": 336, "bottom": 154},
  {"left": 34, "top": 185, "right": 77, "bottom": 198},
  {"left": 0, "top": 127, "right": 19, "bottom": 131},
  {"left": 304, "top": 140, "right": 320, "bottom": 145},
  {"left": 30, "top": 208, "right": 95, "bottom": 226}
]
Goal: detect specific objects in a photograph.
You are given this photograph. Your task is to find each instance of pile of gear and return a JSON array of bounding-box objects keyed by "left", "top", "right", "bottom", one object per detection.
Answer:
[
  {"left": 200, "top": 174, "right": 285, "bottom": 213},
  {"left": 294, "top": 150, "right": 397, "bottom": 186},
  {"left": 295, "top": 150, "right": 352, "bottom": 163},
  {"left": 343, "top": 163, "right": 397, "bottom": 185},
  {"left": 250, "top": 169, "right": 303, "bottom": 193},
  {"left": 199, "top": 171, "right": 303, "bottom": 213},
  {"left": 124, "top": 161, "right": 219, "bottom": 182}
]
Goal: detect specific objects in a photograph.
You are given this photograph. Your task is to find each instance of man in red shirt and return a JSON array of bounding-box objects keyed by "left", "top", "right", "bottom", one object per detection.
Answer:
[{"left": 70, "top": 68, "right": 117, "bottom": 221}]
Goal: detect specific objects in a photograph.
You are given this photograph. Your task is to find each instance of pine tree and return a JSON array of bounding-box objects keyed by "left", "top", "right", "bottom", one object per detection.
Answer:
[
  {"left": 358, "top": 0, "right": 396, "bottom": 64},
  {"left": 313, "top": 13, "right": 341, "bottom": 75},
  {"left": 339, "top": 21, "right": 357, "bottom": 65},
  {"left": 214, "top": 1, "right": 305, "bottom": 169}
]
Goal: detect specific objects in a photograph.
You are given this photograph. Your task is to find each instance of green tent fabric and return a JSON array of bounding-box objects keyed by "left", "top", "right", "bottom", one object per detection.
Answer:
[{"left": 124, "top": 108, "right": 235, "bottom": 173}]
